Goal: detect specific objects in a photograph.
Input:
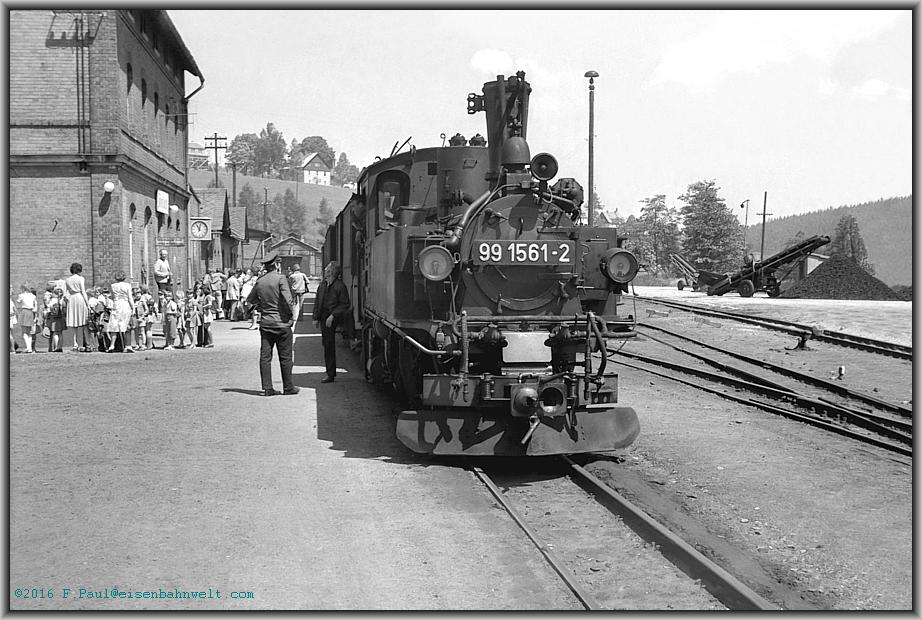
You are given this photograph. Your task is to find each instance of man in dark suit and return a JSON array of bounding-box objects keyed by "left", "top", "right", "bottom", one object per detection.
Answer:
[
  {"left": 312, "top": 261, "right": 351, "bottom": 383},
  {"left": 246, "top": 251, "right": 300, "bottom": 396}
]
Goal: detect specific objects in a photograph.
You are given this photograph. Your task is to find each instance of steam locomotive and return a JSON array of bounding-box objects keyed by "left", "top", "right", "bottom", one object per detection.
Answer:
[{"left": 323, "top": 71, "right": 641, "bottom": 456}]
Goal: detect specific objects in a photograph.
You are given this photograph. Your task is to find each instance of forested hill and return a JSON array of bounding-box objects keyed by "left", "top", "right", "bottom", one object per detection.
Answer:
[
  {"left": 746, "top": 196, "right": 912, "bottom": 286},
  {"left": 188, "top": 169, "right": 352, "bottom": 244}
]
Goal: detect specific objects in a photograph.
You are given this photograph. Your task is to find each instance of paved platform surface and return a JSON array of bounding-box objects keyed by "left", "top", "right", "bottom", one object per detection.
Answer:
[{"left": 9, "top": 294, "right": 577, "bottom": 610}]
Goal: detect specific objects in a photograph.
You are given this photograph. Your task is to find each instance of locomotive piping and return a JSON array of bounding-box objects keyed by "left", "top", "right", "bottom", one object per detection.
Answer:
[{"left": 368, "top": 312, "right": 456, "bottom": 357}]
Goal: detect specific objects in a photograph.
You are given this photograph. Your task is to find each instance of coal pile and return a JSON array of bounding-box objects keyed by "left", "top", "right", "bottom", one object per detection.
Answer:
[{"left": 781, "top": 255, "right": 902, "bottom": 300}]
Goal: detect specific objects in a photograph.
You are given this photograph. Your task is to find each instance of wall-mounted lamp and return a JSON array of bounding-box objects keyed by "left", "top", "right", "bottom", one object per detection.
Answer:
[
  {"left": 169, "top": 204, "right": 179, "bottom": 213},
  {"left": 103, "top": 181, "right": 115, "bottom": 193}
]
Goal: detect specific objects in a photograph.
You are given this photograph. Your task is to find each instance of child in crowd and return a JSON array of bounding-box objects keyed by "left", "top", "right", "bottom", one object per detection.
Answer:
[
  {"left": 198, "top": 285, "right": 215, "bottom": 347},
  {"left": 161, "top": 291, "right": 179, "bottom": 350},
  {"left": 181, "top": 289, "right": 199, "bottom": 349},
  {"left": 16, "top": 283, "right": 38, "bottom": 353},
  {"left": 10, "top": 286, "right": 18, "bottom": 352},
  {"left": 132, "top": 289, "right": 149, "bottom": 350},
  {"left": 139, "top": 284, "right": 155, "bottom": 348},
  {"left": 46, "top": 287, "right": 66, "bottom": 352},
  {"left": 175, "top": 291, "right": 187, "bottom": 348}
]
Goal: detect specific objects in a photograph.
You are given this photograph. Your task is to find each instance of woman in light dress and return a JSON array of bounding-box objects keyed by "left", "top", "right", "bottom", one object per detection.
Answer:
[
  {"left": 239, "top": 268, "right": 260, "bottom": 329},
  {"left": 106, "top": 271, "right": 134, "bottom": 353},
  {"left": 64, "top": 262, "right": 91, "bottom": 351}
]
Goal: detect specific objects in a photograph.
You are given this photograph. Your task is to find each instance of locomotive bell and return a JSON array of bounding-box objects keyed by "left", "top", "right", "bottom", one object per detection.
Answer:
[
  {"left": 502, "top": 136, "right": 531, "bottom": 169},
  {"left": 530, "top": 153, "right": 558, "bottom": 181}
]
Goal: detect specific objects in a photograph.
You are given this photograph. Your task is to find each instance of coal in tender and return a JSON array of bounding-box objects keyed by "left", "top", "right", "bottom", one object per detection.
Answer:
[{"left": 781, "top": 255, "right": 902, "bottom": 300}]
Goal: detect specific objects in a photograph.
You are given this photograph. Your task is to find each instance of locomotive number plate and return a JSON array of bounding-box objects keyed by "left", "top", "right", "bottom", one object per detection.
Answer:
[{"left": 474, "top": 240, "right": 575, "bottom": 266}]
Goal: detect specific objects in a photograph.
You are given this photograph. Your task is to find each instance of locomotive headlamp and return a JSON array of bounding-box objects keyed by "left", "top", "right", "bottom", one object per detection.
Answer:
[
  {"left": 530, "top": 153, "right": 559, "bottom": 181},
  {"left": 600, "top": 248, "right": 639, "bottom": 284},
  {"left": 418, "top": 245, "right": 455, "bottom": 281}
]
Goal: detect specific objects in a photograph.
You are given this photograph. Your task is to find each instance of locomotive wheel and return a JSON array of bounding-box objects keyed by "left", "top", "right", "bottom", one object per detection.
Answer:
[
  {"left": 677, "top": 279, "right": 686, "bottom": 291},
  {"left": 768, "top": 285, "right": 782, "bottom": 298},
  {"left": 738, "top": 280, "right": 755, "bottom": 297}
]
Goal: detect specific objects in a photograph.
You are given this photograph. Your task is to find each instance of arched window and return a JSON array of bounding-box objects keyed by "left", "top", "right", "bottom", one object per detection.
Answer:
[
  {"left": 144, "top": 206, "right": 152, "bottom": 226},
  {"left": 129, "top": 203, "right": 136, "bottom": 220},
  {"left": 165, "top": 103, "right": 170, "bottom": 127},
  {"left": 141, "top": 79, "right": 147, "bottom": 108},
  {"left": 126, "top": 63, "right": 132, "bottom": 94},
  {"left": 154, "top": 92, "right": 159, "bottom": 118},
  {"left": 175, "top": 218, "right": 181, "bottom": 231}
]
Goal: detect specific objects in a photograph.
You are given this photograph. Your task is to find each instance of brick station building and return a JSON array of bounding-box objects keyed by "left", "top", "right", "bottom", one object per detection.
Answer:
[{"left": 9, "top": 9, "right": 203, "bottom": 290}]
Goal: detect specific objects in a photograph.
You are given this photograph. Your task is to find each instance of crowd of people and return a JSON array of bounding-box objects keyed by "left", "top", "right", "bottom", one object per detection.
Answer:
[{"left": 9, "top": 260, "right": 313, "bottom": 354}]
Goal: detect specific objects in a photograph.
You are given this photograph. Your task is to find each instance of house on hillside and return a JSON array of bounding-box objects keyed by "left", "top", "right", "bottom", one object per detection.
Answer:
[
  {"left": 268, "top": 234, "right": 322, "bottom": 276},
  {"left": 188, "top": 187, "right": 248, "bottom": 280},
  {"left": 300, "top": 152, "right": 331, "bottom": 185},
  {"left": 188, "top": 142, "right": 210, "bottom": 169}
]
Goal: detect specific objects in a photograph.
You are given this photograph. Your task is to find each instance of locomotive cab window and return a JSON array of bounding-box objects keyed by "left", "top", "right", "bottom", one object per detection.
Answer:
[{"left": 373, "top": 171, "right": 409, "bottom": 230}]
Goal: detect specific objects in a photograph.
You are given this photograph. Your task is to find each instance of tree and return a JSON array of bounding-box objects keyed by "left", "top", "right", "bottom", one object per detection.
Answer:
[
  {"left": 332, "top": 152, "right": 360, "bottom": 186},
  {"left": 637, "top": 194, "right": 682, "bottom": 276},
  {"left": 829, "top": 214, "right": 874, "bottom": 275},
  {"left": 281, "top": 188, "right": 307, "bottom": 239},
  {"left": 314, "top": 197, "right": 335, "bottom": 237},
  {"left": 255, "top": 123, "right": 288, "bottom": 177},
  {"left": 679, "top": 180, "right": 744, "bottom": 272},
  {"left": 226, "top": 133, "right": 259, "bottom": 176}
]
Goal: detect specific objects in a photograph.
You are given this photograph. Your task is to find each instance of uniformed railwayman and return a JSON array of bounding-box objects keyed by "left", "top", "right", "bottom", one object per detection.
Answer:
[{"left": 246, "top": 251, "right": 300, "bottom": 396}]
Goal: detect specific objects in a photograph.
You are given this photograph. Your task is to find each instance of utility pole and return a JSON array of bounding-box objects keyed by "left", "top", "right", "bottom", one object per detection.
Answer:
[
  {"left": 740, "top": 199, "right": 750, "bottom": 251},
  {"left": 262, "top": 187, "right": 269, "bottom": 258},
  {"left": 204, "top": 132, "right": 227, "bottom": 188},
  {"left": 758, "top": 191, "right": 772, "bottom": 281},
  {"left": 584, "top": 70, "right": 599, "bottom": 227}
]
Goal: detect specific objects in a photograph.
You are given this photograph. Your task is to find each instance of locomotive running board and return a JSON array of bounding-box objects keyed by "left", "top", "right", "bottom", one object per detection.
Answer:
[{"left": 396, "top": 407, "right": 639, "bottom": 456}]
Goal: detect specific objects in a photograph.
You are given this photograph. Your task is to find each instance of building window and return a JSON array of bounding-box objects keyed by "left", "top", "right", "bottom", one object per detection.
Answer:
[
  {"left": 165, "top": 103, "right": 170, "bottom": 127},
  {"left": 141, "top": 79, "right": 147, "bottom": 108},
  {"left": 126, "top": 63, "right": 132, "bottom": 94}
]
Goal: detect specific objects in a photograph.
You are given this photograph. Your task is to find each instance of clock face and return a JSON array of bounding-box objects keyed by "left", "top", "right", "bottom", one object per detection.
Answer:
[{"left": 191, "top": 221, "right": 208, "bottom": 239}]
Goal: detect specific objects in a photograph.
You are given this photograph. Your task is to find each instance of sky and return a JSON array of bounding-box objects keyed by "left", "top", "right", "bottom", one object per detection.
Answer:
[{"left": 168, "top": 9, "right": 912, "bottom": 222}]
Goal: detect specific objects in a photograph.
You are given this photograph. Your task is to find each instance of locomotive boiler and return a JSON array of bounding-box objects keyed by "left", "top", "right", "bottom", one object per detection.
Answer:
[{"left": 323, "top": 71, "right": 641, "bottom": 456}]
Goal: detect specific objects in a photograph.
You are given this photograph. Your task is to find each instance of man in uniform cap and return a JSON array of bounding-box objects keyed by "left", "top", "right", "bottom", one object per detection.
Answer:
[{"left": 245, "top": 250, "right": 300, "bottom": 396}]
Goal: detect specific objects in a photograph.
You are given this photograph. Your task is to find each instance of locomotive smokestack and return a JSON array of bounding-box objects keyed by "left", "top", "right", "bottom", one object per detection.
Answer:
[{"left": 468, "top": 71, "right": 531, "bottom": 183}]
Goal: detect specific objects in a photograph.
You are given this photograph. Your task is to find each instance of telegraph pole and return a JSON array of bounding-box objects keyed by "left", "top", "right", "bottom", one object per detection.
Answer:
[
  {"left": 740, "top": 199, "right": 750, "bottom": 251},
  {"left": 204, "top": 132, "right": 227, "bottom": 188},
  {"left": 758, "top": 191, "right": 772, "bottom": 280},
  {"left": 585, "top": 70, "right": 598, "bottom": 226}
]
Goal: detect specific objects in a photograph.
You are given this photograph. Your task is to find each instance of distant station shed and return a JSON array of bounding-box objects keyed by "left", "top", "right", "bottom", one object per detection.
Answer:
[{"left": 268, "top": 234, "right": 322, "bottom": 276}]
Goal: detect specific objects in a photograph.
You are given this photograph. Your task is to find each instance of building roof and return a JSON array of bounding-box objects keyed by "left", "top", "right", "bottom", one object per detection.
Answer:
[
  {"left": 299, "top": 152, "right": 331, "bottom": 171},
  {"left": 191, "top": 188, "right": 227, "bottom": 220},
  {"left": 156, "top": 11, "right": 203, "bottom": 79},
  {"left": 269, "top": 234, "right": 321, "bottom": 254},
  {"left": 226, "top": 206, "right": 247, "bottom": 241}
]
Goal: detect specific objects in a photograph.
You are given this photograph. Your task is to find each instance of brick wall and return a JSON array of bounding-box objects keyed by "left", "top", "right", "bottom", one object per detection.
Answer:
[
  {"left": 9, "top": 9, "right": 194, "bottom": 293},
  {"left": 10, "top": 168, "right": 93, "bottom": 289}
]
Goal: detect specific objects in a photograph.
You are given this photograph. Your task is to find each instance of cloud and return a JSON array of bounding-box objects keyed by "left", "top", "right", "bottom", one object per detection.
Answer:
[
  {"left": 851, "top": 78, "right": 911, "bottom": 102},
  {"left": 471, "top": 49, "right": 516, "bottom": 76},
  {"left": 648, "top": 11, "right": 902, "bottom": 93}
]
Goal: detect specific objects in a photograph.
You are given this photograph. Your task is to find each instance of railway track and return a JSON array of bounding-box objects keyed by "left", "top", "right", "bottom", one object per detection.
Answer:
[
  {"left": 636, "top": 323, "right": 912, "bottom": 419},
  {"left": 629, "top": 295, "right": 912, "bottom": 360},
  {"left": 470, "top": 460, "right": 782, "bottom": 610},
  {"left": 609, "top": 352, "right": 911, "bottom": 458}
]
